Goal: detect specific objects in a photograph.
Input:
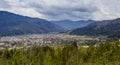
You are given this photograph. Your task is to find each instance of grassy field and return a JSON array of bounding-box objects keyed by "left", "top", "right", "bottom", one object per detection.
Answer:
[{"left": 0, "top": 41, "right": 120, "bottom": 65}]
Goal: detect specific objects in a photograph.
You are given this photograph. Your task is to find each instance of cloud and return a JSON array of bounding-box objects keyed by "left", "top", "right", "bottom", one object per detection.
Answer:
[
  {"left": 0, "top": 0, "right": 10, "bottom": 8},
  {"left": 0, "top": 0, "right": 120, "bottom": 21}
]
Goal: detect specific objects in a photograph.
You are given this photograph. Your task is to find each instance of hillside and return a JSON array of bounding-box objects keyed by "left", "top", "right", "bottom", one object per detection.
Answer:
[
  {"left": 70, "top": 18, "right": 120, "bottom": 38},
  {"left": 0, "top": 11, "right": 64, "bottom": 36}
]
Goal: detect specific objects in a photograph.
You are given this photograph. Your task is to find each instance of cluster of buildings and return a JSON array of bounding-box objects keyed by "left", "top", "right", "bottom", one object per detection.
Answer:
[{"left": 0, "top": 34, "right": 98, "bottom": 50}]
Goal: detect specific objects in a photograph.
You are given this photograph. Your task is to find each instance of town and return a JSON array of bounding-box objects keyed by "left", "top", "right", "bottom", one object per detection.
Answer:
[{"left": 0, "top": 33, "right": 101, "bottom": 50}]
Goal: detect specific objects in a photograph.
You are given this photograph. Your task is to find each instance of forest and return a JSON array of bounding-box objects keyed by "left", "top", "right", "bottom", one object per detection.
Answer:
[{"left": 0, "top": 41, "right": 120, "bottom": 65}]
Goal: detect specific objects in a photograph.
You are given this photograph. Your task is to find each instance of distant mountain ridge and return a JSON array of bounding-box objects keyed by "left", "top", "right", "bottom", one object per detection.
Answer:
[
  {"left": 0, "top": 11, "right": 64, "bottom": 36},
  {"left": 70, "top": 18, "right": 120, "bottom": 38},
  {"left": 52, "top": 20, "right": 95, "bottom": 30}
]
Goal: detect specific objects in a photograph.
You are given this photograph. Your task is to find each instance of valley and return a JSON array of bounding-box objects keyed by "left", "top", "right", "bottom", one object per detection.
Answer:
[
  {"left": 0, "top": 0, "right": 120, "bottom": 65},
  {"left": 0, "top": 33, "right": 102, "bottom": 50}
]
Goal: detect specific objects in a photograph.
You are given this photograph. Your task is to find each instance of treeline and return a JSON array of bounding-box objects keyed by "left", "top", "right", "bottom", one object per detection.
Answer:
[{"left": 0, "top": 41, "right": 120, "bottom": 65}]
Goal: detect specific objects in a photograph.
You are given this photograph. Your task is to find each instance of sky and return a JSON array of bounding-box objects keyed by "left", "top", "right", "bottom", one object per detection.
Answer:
[{"left": 0, "top": 0, "right": 120, "bottom": 21}]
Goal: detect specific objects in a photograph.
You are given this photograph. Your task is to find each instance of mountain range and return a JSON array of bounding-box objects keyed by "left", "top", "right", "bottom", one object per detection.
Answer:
[
  {"left": 1, "top": 11, "right": 120, "bottom": 38},
  {"left": 0, "top": 11, "right": 64, "bottom": 36},
  {"left": 70, "top": 18, "right": 120, "bottom": 38},
  {"left": 52, "top": 20, "right": 94, "bottom": 30}
]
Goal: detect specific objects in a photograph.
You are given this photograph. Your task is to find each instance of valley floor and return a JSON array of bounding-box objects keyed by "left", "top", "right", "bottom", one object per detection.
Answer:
[{"left": 0, "top": 34, "right": 101, "bottom": 50}]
